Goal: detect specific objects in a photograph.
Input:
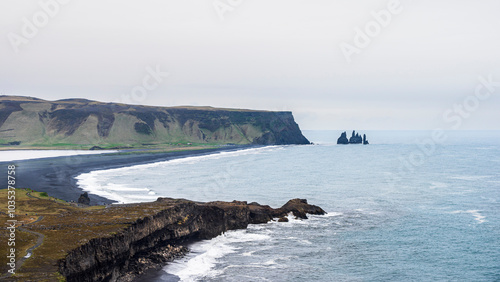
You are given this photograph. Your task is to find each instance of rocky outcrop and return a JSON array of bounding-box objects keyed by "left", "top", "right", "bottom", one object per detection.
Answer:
[
  {"left": 77, "top": 192, "right": 91, "bottom": 205},
  {"left": 337, "top": 131, "right": 349, "bottom": 144},
  {"left": 0, "top": 96, "right": 310, "bottom": 147},
  {"left": 337, "top": 130, "right": 369, "bottom": 145},
  {"left": 278, "top": 198, "right": 325, "bottom": 219},
  {"left": 349, "top": 131, "right": 362, "bottom": 144},
  {"left": 58, "top": 198, "right": 325, "bottom": 282}
]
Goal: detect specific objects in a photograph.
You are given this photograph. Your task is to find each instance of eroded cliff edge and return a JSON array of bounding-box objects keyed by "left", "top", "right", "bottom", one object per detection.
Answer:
[{"left": 58, "top": 198, "right": 325, "bottom": 282}]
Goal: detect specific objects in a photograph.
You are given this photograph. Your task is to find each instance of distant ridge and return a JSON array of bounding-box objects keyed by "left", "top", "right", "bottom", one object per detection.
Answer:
[{"left": 0, "top": 96, "right": 310, "bottom": 148}]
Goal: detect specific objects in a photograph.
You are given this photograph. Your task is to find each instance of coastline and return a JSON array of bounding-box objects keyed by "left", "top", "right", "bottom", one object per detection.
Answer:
[
  {"left": 58, "top": 198, "right": 326, "bottom": 281},
  {"left": 0, "top": 144, "right": 328, "bottom": 281},
  {"left": 0, "top": 187, "right": 325, "bottom": 281},
  {"left": 0, "top": 145, "right": 256, "bottom": 205}
]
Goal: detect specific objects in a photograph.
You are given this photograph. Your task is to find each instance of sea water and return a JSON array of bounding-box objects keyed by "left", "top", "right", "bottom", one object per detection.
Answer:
[{"left": 76, "top": 131, "right": 500, "bottom": 281}]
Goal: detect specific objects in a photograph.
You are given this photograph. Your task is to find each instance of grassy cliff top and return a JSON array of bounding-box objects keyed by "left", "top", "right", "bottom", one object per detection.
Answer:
[
  {"left": 0, "top": 95, "right": 309, "bottom": 149},
  {"left": 0, "top": 188, "right": 187, "bottom": 281},
  {"left": 0, "top": 188, "right": 324, "bottom": 281},
  {"left": 0, "top": 96, "right": 283, "bottom": 113}
]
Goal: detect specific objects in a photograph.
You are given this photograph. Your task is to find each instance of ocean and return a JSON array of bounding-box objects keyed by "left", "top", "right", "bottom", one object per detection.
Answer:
[{"left": 76, "top": 131, "right": 500, "bottom": 281}]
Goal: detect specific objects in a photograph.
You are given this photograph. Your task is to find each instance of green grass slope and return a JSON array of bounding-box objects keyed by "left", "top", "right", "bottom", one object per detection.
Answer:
[{"left": 0, "top": 96, "right": 310, "bottom": 149}]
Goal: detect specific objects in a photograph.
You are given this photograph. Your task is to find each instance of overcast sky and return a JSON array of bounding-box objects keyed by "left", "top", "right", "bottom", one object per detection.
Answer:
[{"left": 1, "top": 0, "right": 499, "bottom": 130}]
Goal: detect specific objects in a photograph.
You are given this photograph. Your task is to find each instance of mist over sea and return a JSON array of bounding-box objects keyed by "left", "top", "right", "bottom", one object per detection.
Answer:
[{"left": 77, "top": 131, "right": 500, "bottom": 281}]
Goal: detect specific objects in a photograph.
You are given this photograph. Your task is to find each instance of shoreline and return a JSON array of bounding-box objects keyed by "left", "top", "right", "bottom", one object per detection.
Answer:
[
  {"left": 0, "top": 145, "right": 256, "bottom": 205},
  {"left": 0, "top": 188, "right": 326, "bottom": 281},
  {"left": 0, "top": 144, "right": 329, "bottom": 281},
  {"left": 58, "top": 198, "right": 326, "bottom": 281}
]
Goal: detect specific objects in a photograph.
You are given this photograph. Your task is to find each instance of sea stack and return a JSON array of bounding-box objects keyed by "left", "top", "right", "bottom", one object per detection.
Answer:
[
  {"left": 349, "top": 131, "right": 362, "bottom": 144},
  {"left": 337, "top": 131, "right": 369, "bottom": 145},
  {"left": 78, "top": 192, "right": 91, "bottom": 205},
  {"left": 363, "top": 134, "right": 369, "bottom": 145},
  {"left": 337, "top": 132, "right": 349, "bottom": 144}
]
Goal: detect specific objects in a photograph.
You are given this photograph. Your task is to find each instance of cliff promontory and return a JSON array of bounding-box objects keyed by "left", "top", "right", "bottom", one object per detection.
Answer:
[
  {"left": 60, "top": 198, "right": 325, "bottom": 282},
  {"left": 0, "top": 189, "right": 325, "bottom": 281},
  {"left": 0, "top": 96, "right": 310, "bottom": 148}
]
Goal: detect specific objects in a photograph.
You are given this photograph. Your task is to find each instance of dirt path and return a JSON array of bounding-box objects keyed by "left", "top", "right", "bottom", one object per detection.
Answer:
[{"left": 1, "top": 216, "right": 45, "bottom": 279}]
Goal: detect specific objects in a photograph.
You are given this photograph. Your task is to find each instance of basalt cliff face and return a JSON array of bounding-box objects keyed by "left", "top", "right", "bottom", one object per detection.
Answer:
[
  {"left": 58, "top": 198, "right": 325, "bottom": 282},
  {"left": 0, "top": 96, "right": 310, "bottom": 147}
]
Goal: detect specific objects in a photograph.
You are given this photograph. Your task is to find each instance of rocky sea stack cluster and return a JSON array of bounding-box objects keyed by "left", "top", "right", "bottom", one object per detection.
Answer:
[{"left": 337, "top": 130, "right": 369, "bottom": 145}]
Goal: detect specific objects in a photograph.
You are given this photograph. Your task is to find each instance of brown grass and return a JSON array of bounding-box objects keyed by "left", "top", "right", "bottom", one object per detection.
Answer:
[{"left": 0, "top": 189, "right": 179, "bottom": 281}]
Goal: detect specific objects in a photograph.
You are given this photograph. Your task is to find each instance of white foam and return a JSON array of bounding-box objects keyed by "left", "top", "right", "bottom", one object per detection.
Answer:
[
  {"left": 429, "top": 182, "right": 448, "bottom": 189},
  {"left": 268, "top": 212, "right": 308, "bottom": 226},
  {"left": 0, "top": 149, "right": 117, "bottom": 162},
  {"left": 75, "top": 174, "right": 131, "bottom": 203},
  {"left": 240, "top": 245, "right": 273, "bottom": 257},
  {"left": 167, "top": 239, "right": 234, "bottom": 281},
  {"left": 473, "top": 146, "right": 496, "bottom": 150},
  {"left": 87, "top": 146, "right": 279, "bottom": 176},
  {"left": 260, "top": 259, "right": 277, "bottom": 266},
  {"left": 283, "top": 236, "right": 313, "bottom": 245},
  {"left": 318, "top": 211, "right": 343, "bottom": 217},
  {"left": 451, "top": 210, "right": 487, "bottom": 224},
  {"left": 267, "top": 211, "right": 336, "bottom": 229},
  {"left": 449, "top": 175, "right": 491, "bottom": 181},
  {"left": 241, "top": 250, "right": 256, "bottom": 256},
  {"left": 469, "top": 210, "right": 486, "bottom": 223},
  {"left": 75, "top": 146, "right": 280, "bottom": 204},
  {"left": 75, "top": 174, "right": 161, "bottom": 203},
  {"left": 105, "top": 186, "right": 150, "bottom": 192},
  {"left": 244, "top": 256, "right": 295, "bottom": 269},
  {"left": 122, "top": 195, "right": 159, "bottom": 200},
  {"left": 164, "top": 229, "right": 270, "bottom": 281}
]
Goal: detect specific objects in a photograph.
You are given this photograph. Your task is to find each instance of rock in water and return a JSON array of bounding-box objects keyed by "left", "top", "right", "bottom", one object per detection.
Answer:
[
  {"left": 277, "top": 198, "right": 325, "bottom": 219},
  {"left": 78, "top": 192, "right": 90, "bottom": 205},
  {"left": 363, "top": 134, "right": 369, "bottom": 145},
  {"left": 337, "top": 131, "right": 349, "bottom": 144},
  {"left": 349, "top": 130, "right": 362, "bottom": 144},
  {"left": 337, "top": 130, "right": 369, "bottom": 145},
  {"left": 278, "top": 217, "right": 289, "bottom": 222}
]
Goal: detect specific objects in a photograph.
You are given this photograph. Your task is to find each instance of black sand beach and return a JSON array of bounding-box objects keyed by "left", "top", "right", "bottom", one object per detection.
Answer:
[{"left": 0, "top": 146, "right": 252, "bottom": 205}]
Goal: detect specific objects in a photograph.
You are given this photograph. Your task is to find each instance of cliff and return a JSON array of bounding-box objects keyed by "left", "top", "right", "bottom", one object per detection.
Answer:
[
  {"left": 0, "top": 189, "right": 324, "bottom": 281},
  {"left": 0, "top": 96, "right": 310, "bottom": 148},
  {"left": 59, "top": 198, "right": 325, "bottom": 282}
]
